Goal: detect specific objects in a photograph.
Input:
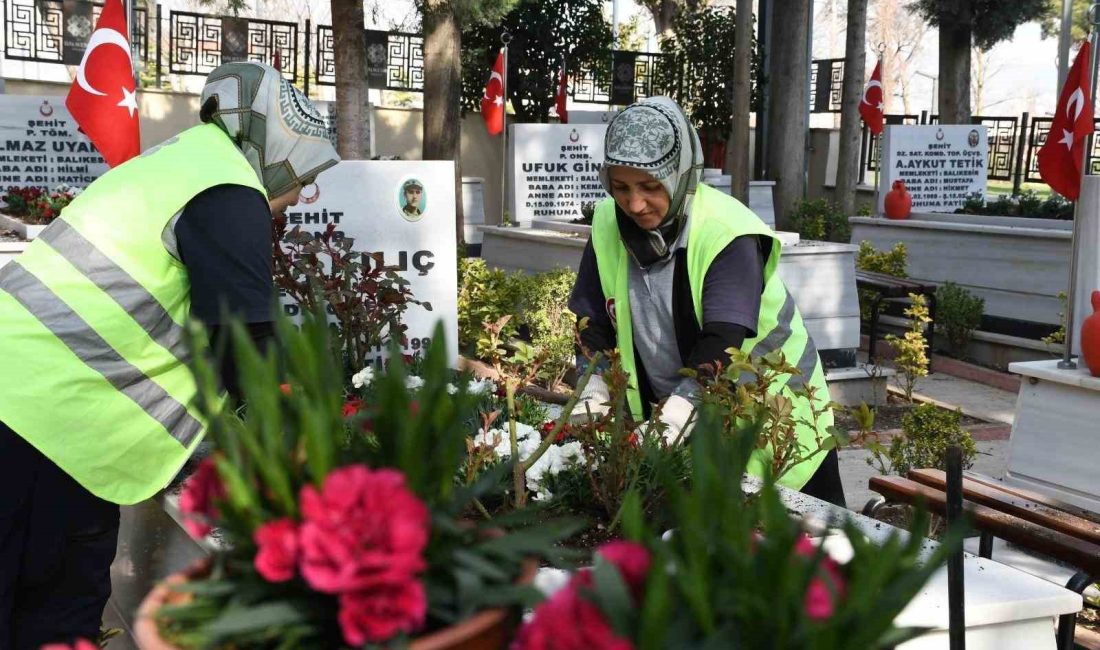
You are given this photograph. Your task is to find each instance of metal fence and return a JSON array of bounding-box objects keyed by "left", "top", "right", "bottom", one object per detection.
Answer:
[{"left": 3, "top": 0, "right": 148, "bottom": 64}]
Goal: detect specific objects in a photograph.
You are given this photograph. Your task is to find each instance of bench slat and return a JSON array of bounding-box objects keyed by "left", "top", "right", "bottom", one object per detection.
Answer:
[
  {"left": 869, "top": 475, "right": 1100, "bottom": 576},
  {"left": 908, "top": 469, "right": 1100, "bottom": 546},
  {"left": 961, "top": 471, "right": 1100, "bottom": 527}
]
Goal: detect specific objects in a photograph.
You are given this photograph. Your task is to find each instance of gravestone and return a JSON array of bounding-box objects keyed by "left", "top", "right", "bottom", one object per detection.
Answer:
[
  {"left": 0, "top": 96, "right": 108, "bottom": 189},
  {"left": 277, "top": 161, "right": 458, "bottom": 363},
  {"left": 878, "top": 124, "right": 988, "bottom": 213}
]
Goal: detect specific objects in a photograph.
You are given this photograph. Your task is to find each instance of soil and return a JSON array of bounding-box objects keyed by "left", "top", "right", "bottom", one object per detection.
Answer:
[
  {"left": 0, "top": 229, "right": 24, "bottom": 242},
  {"left": 834, "top": 393, "right": 988, "bottom": 435},
  {"left": 1082, "top": 605, "right": 1100, "bottom": 642}
]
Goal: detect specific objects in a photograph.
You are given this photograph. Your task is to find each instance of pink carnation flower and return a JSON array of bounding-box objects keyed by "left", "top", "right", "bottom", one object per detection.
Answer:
[
  {"left": 254, "top": 518, "right": 300, "bottom": 583},
  {"left": 513, "top": 541, "right": 649, "bottom": 650},
  {"left": 298, "top": 465, "right": 429, "bottom": 594},
  {"left": 338, "top": 580, "right": 428, "bottom": 645},
  {"left": 178, "top": 457, "right": 225, "bottom": 539}
]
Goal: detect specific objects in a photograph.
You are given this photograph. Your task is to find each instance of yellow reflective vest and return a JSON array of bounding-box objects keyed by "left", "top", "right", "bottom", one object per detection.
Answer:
[
  {"left": 590, "top": 183, "right": 833, "bottom": 489},
  {"left": 0, "top": 124, "right": 266, "bottom": 505}
]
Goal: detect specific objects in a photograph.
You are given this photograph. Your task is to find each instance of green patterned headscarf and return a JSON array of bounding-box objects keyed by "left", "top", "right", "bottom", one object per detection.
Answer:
[
  {"left": 599, "top": 96, "right": 703, "bottom": 267},
  {"left": 200, "top": 61, "right": 339, "bottom": 198}
]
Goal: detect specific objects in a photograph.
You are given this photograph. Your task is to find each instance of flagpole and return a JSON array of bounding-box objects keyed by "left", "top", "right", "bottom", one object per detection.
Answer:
[
  {"left": 1061, "top": 22, "right": 1100, "bottom": 369},
  {"left": 874, "top": 44, "right": 884, "bottom": 216},
  {"left": 500, "top": 32, "right": 512, "bottom": 227}
]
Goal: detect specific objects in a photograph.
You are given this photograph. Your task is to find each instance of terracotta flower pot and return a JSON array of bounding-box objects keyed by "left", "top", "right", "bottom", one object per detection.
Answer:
[
  {"left": 1081, "top": 290, "right": 1100, "bottom": 377},
  {"left": 134, "top": 558, "right": 539, "bottom": 650},
  {"left": 883, "top": 180, "right": 913, "bottom": 220}
]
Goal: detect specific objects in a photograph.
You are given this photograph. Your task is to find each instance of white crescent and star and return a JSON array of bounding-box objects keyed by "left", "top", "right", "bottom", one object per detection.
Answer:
[
  {"left": 1059, "top": 85, "right": 1090, "bottom": 149},
  {"left": 75, "top": 25, "right": 137, "bottom": 119},
  {"left": 75, "top": 27, "right": 131, "bottom": 96},
  {"left": 482, "top": 70, "right": 504, "bottom": 106},
  {"left": 861, "top": 79, "right": 884, "bottom": 112}
]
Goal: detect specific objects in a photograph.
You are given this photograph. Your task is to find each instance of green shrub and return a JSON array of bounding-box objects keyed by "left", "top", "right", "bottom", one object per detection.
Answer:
[
  {"left": 885, "top": 293, "right": 931, "bottom": 403},
  {"left": 790, "top": 198, "right": 851, "bottom": 243},
  {"left": 457, "top": 258, "right": 527, "bottom": 352},
  {"left": 868, "top": 403, "right": 976, "bottom": 476},
  {"left": 517, "top": 268, "right": 577, "bottom": 386},
  {"left": 458, "top": 258, "right": 578, "bottom": 388},
  {"left": 954, "top": 190, "right": 1073, "bottom": 220},
  {"left": 856, "top": 241, "right": 907, "bottom": 321},
  {"left": 936, "top": 282, "right": 984, "bottom": 357}
]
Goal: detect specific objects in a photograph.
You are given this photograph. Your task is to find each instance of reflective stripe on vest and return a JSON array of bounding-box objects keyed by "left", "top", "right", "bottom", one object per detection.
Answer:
[
  {"left": 0, "top": 123, "right": 266, "bottom": 504},
  {"left": 590, "top": 183, "right": 832, "bottom": 489},
  {"left": 0, "top": 262, "right": 203, "bottom": 447}
]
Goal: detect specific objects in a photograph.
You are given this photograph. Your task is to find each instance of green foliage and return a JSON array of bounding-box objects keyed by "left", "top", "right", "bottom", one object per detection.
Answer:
[
  {"left": 1039, "top": 0, "right": 1090, "bottom": 42},
  {"left": 460, "top": 0, "right": 612, "bottom": 122},
  {"left": 885, "top": 294, "right": 931, "bottom": 404},
  {"left": 520, "top": 267, "right": 577, "bottom": 385},
  {"left": 1042, "top": 291, "right": 1068, "bottom": 354},
  {"left": 458, "top": 258, "right": 577, "bottom": 387},
  {"left": 163, "top": 309, "right": 580, "bottom": 646},
  {"left": 458, "top": 258, "right": 527, "bottom": 354},
  {"left": 856, "top": 241, "right": 908, "bottom": 277},
  {"left": 935, "top": 282, "right": 984, "bottom": 357},
  {"left": 910, "top": 0, "right": 1048, "bottom": 50},
  {"left": 955, "top": 190, "right": 1073, "bottom": 220},
  {"left": 605, "top": 409, "right": 963, "bottom": 648},
  {"left": 656, "top": 6, "right": 761, "bottom": 143},
  {"left": 856, "top": 241, "right": 908, "bottom": 322},
  {"left": 867, "top": 403, "right": 977, "bottom": 476},
  {"left": 790, "top": 199, "right": 852, "bottom": 243}
]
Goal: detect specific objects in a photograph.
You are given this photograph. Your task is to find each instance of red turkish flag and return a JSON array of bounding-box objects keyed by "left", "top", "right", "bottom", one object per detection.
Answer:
[
  {"left": 555, "top": 66, "right": 568, "bottom": 124},
  {"left": 1039, "top": 40, "right": 1094, "bottom": 200},
  {"left": 859, "top": 60, "right": 884, "bottom": 135},
  {"left": 65, "top": 0, "right": 140, "bottom": 167},
  {"left": 481, "top": 50, "right": 505, "bottom": 136}
]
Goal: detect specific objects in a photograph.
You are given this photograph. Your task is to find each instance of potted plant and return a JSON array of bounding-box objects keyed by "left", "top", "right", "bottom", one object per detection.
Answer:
[
  {"left": 513, "top": 408, "right": 963, "bottom": 649},
  {"left": 136, "top": 312, "right": 579, "bottom": 649}
]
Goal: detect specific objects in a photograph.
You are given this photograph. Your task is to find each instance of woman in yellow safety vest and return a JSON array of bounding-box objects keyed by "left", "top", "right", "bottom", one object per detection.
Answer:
[
  {"left": 0, "top": 61, "right": 338, "bottom": 647},
  {"left": 568, "top": 96, "right": 845, "bottom": 506}
]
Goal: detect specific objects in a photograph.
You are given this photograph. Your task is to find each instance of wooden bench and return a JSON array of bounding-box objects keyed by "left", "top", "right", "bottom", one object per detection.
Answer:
[
  {"left": 866, "top": 469, "right": 1099, "bottom": 650},
  {"left": 855, "top": 270, "right": 938, "bottom": 371}
]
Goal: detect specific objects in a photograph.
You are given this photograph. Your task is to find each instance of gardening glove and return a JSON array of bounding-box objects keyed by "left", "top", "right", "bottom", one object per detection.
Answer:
[
  {"left": 569, "top": 374, "right": 611, "bottom": 424},
  {"left": 645, "top": 394, "right": 697, "bottom": 446}
]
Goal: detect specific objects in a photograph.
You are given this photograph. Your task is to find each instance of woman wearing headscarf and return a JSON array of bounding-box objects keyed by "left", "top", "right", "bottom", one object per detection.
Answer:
[
  {"left": 0, "top": 62, "right": 338, "bottom": 647},
  {"left": 568, "top": 97, "right": 845, "bottom": 505}
]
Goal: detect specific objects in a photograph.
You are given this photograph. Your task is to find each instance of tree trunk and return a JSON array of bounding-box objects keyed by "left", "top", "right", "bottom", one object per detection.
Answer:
[
  {"left": 422, "top": 3, "right": 464, "bottom": 242},
  {"left": 938, "top": 11, "right": 972, "bottom": 124},
  {"left": 835, "top": 0, "right": 867, "bottom": 218},
  {"left": 726, "top": 0, "right": 753, "bottom": 203},
  {"left": 331, "top": 0, "right": 369, "bottom": 159},
  {"left": 765, "top": 0, "right": 810, "bottom": 230}
]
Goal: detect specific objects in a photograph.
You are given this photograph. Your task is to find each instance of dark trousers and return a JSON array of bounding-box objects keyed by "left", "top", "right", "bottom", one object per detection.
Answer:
[
  {"left": 0, "top": 422, "right": 119, "bottom": 650},
  {"left": 800, "top": 447, "right": 847, "bottom": 509}
]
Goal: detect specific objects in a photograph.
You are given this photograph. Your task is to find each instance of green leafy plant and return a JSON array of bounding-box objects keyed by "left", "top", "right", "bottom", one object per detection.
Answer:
[
  {"left": 935, "top": 282, "right": 984, "bottom": 358},
  {"left": 1042, "top": 291, "right": 1068, "bottom": 355},
  {"left": 867, "top": 403, "right": 977, "bottom": 476},
  {"left": 513, "top": 408, "right": 963, "bottom": 649},
  {"left": 458, "top": 259, "right": 578, "bottom": 389},
  {"left": 159, "top": 310, "right": 579, "bottom": 648},
  {"left": 272, "top": 219, "right": 424, "bottom": 377},
  {"left": 954, "top": 190, "right": 1073, "bottom": 220},
  {"left": 885, "top": 293, "right": 931, "bottom": 404},
  {"left": 856, "top": 241, "right": 908, "bottom": 322},
  {"left": 790, "top": 199, "right": 852, "bottom": 243}
]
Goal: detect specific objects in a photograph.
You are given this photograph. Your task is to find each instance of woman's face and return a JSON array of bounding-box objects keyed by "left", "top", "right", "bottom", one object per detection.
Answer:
[
  {"left": 608, "top": 165, "right": 670, "bottom": 231},
  {"left": 269, "top": 185, "right": 303, "bottom": 219}
]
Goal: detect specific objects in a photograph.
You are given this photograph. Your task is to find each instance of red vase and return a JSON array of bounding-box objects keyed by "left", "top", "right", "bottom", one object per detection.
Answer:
[
  {"left": 884, "top": 180, "right": 913, "bottom": 220},
  {"left": 1082, "top": 290, "right": 1100, "bottom": 377}
]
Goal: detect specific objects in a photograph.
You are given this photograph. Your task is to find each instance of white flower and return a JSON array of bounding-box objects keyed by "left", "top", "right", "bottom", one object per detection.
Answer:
[
  {"left": 473, "top": 423, "right": 538, "bottom": 459},
  {"left": 524, "top": 441, "right": 586, "bottom": 496},
  {"left": 351, "top": 366, "right": 375, "bottom": 389},
  {"left": 405, "top": 375, "right": 425, "bottom": 390},
  {"left": 447, "top": 383, "right": 459, "bottom": 394},
  {"left": 467, "top": 378, "right": 497, "bottom": 395}
]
